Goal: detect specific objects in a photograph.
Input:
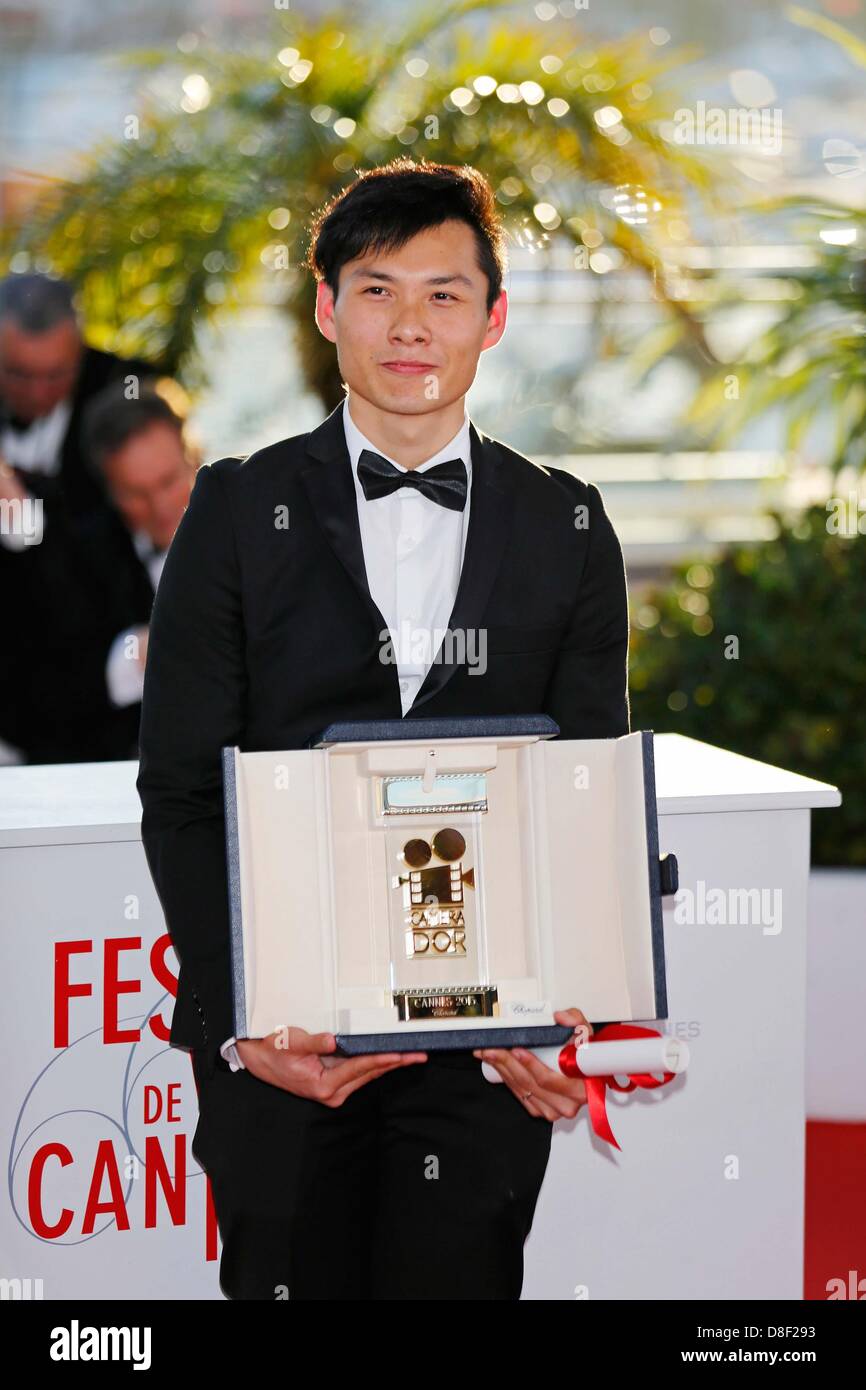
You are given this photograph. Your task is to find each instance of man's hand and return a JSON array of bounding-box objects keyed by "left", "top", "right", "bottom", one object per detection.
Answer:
[
  {"left": 0, "top": 460, "right": 29, "bottom": 506},
  {"left": 472, "top": 1008, "right": 592, "bottom": 1122},
  {"left": 236, "top": 1026, "right": 427, "bottom": 1106},
  {"left": 136, "top": 625, "right": 149, "bottom": 672}
]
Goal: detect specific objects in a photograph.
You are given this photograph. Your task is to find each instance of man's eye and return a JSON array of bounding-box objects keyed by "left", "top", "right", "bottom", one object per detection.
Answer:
[
  {"left": 433, "top": 292, "right": 456, "bottom": 301},
  {"left": 363, "top": 286, "right": 387, "bottom": 295}
]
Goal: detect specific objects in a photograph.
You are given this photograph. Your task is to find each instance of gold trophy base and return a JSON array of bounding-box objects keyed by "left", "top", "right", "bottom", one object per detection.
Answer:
[{"left": 393, "top": 985, "right": 499, "bottom": 1021}]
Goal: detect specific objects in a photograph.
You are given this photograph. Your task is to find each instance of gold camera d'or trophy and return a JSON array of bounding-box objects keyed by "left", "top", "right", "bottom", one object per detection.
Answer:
[
  {"left": 222, "top": 716, "right": 678, "bottom": 1055},
  {"left": 389, "top": 816, "right": 487, "bottom": 1021}
]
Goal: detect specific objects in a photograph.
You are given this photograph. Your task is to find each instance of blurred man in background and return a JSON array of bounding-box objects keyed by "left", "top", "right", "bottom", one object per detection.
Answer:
[
  {"left": 0, "top": 367, "right": 196, "bottom": 762},
  {"left": 0, "top": 273, "right": 153, "bottom": 517},
  {"left": 0, "top": 271, "right": 157, "bottom": 762},
  {"left": 77, "top": 380, "right": 199, "bottom": 739}
]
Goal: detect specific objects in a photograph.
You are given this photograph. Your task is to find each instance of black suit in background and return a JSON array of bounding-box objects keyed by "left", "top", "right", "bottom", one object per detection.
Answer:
[
  {"left": 1, "top": 500, "right": 156, "bottom": 763},
  {"left": 136, "top": 400, "right": 631, "bottom": 1299},
  {"left": 0, "top": 343, "right": 153, "bottom": 517},
  {"left": 6, "top": 506, "right": 156, "bottom": 763},
  {"left": 0, "top": 345, "right": 155, "bottom": 762}
]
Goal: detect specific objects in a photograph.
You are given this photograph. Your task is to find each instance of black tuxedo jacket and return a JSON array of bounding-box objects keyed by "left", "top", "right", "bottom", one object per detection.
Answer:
[
  {"left": 1, "top": 346, "right": 155, "bottom": 761},
  {"left": 136, "top": 402, "right": 631, "bottom": 1077},
  {"left": 1, "top": 502, "right": 156, "bottom": 762}
]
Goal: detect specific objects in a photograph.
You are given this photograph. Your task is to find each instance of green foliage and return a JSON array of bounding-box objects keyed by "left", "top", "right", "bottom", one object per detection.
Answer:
[
  {"left": 0, "top": 1, "right": 713, "bottom": 405},
  {"left": 629, "top": 505, "right": 866, "bottom": 866},
  {"left": 632, "top": 9, "right": 866, "bottom": 473},
  {"left": 682, "top": 200, "right": 866, "bottom": 474}
]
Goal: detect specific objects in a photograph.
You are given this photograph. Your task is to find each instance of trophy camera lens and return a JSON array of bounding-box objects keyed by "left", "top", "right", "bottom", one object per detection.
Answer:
[
  {"left": 402, "top": 838, "right": 432, "bottom": 868},
  {"left": 432, "top": 828, "right": 466, "bottom": 862}
]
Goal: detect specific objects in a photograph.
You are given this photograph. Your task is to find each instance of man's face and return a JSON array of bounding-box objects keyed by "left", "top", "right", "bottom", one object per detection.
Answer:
[
  {"left": 101, "top": 421, "right": 195, "bottom": 551},
  {"left": 0, "top": 318, "right": 82, "bottom": 421},
  {"left": 315, "top": 219, "right": 506, "bottom": 416}
]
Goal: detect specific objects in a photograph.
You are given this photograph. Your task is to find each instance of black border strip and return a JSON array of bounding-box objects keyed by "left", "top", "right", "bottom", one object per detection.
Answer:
[
  {"left": 221, "top": 745, "right": 248, "bottom": 1039},
  {"left": 311, "top": 713, "right": 560, "bottom": 747},
  {"left": 335, "top": 1023, "right": 576, "bottom": 1054},
  {"left": 641, "top": 729, "right": 668, "bottom": 1019}
]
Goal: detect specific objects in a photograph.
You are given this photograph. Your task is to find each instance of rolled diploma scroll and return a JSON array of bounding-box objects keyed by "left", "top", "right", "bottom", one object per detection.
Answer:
[{"left": 481, "top": 1035, "right": 690, "bottom": 1085}]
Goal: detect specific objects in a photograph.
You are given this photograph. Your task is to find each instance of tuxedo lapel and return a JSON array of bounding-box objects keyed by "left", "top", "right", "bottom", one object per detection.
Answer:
[
  {"left": 409, "top": 420, "right": 514, "bottom": 713},
  {"left": 299, "top": 400, "right": 516, "bottom": 716},
  {"left": 300, "top": 401, "right": 390, "bottom": 641}
]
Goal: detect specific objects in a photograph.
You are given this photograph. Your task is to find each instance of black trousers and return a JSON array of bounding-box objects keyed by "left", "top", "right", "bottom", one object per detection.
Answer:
[{"left": 190, "top": 1049, "right": 553, "bottom": 1300}]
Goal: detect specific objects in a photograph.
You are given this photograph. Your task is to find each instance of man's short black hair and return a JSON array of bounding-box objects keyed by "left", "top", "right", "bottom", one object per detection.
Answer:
[
  {"left": 0, "top": 273, "right": 78, "bottom": 334},
  {"left": 81, "top": 378, "right": 184, "bottom": 476},
  {"left": 307, "top": 157, "right": 506, "bottom": 312}
]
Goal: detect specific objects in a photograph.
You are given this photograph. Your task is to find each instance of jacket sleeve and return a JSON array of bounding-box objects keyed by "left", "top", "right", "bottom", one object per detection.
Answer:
[
  {"left": 542, "top": 479, "right": 631, "bottom": 740},
  {"left": 0, "top": 500, "right": 134, "bottom": 758},
  {"left": 136, "top": 460, "right": 247, "bottom": 1076}
]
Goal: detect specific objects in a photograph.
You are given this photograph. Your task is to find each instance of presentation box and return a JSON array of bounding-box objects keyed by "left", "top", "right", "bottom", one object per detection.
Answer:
[{"left": 222, "top": 716, "right": 675, "bottom": 1054}]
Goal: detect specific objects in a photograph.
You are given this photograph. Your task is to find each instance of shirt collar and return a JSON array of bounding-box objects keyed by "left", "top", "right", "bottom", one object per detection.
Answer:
[
  {"left": 342, "top": 396, "right": 472, "bottom": 478},
  {"left": 132, "top": 529, "right": 167, "bottom": 561}
]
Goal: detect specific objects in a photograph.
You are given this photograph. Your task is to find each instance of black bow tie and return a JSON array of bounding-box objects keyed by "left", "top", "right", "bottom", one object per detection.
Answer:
[
  {"left": 356, "top": 448, "right": 467, "bottom": 511},
  {"left": 5, "top": 414, "right": 34, "bottom": 433}
]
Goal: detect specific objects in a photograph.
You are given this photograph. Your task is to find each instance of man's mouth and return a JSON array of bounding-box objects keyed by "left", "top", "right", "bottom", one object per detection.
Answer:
[{"left": 380, "top": 361, "right": 438, "bottom": 375}]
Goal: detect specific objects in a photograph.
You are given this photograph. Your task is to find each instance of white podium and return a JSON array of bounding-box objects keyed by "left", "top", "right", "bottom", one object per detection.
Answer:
[
  {"left": 525, "top": 735, "right": 840, "bottom": 1300},
  {"left": 0, "top": 736, "right": 839, "bottom": 1300}
]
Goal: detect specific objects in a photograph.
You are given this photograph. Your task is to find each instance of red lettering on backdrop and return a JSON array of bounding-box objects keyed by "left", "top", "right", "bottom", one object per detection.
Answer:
[
  {"left": 27, "top": 1133, "right": 217, "bottom": 1250},
  {"left": 40, "top": 939, "right": 215, "bottom": 1258},
  {"left": 145, "top": 1134, "right": 186, "bottom": 1227},
  {"left": 103, "top": 938, "right": 141, "bottom": 1044},
  {"left": 144, "top": 1086, "right": 160, "bottom": 1124},
  {"left": 143, "top": 1082, "right": 182, "bottom": 1124},
  {"left": 206, "top": 1175, "right": 217, "bottom": 1262},
  {"left": 148, "top": 934, "right": 178, "bottom": 1041},
  {"left": 82, "top": 1139, "right": 131, "bottom": 1234},
  {"left": 53, "top": 934, "right": 179, "bottom": 1047},
  {"left": 189, "top": 1051, "right": 219, "bottom": 1263},
  {"left": 29, "top": 1143, "right": 74, "bottom": 1238},
  {"left": 53, "top": 940, "right": 93, "bottom": 1047}
]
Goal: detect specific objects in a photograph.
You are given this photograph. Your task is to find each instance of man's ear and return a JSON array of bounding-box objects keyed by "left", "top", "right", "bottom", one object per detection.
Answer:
[
  {"left": 315, "top": 279, "right": 338, "bottom": 344},
  {"left": 481, "top": 288, "right": 508, "bottom": 352}
]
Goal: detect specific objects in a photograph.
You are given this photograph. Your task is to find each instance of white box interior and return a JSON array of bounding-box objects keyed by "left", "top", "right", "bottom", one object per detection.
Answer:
[{"left": 228, "top": 732, "right": 659, "bottom": 1040}]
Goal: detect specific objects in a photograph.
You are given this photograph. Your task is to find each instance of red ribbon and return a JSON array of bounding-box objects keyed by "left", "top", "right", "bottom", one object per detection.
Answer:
[{"left": 558, "top": 1023, "right": 678, "bottom": 1151}]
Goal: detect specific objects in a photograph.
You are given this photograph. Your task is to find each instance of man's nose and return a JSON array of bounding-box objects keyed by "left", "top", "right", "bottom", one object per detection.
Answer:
[{"left": 388, "top": 307, "right": 432, "bottom": 342}]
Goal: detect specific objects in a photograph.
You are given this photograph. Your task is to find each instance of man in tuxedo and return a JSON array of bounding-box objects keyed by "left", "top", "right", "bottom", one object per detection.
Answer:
[
  {"left": 0, "top": 273, "right": 153, "bottom": 516},
  {"left": 0, "top": 376, "right": 193, "bottom": 762},
  {"left": 72, "top": 380, "right": 198, "bottom": 756},
  {"left": 0, "top": 273, "right": 153, "bottom": 761},
  {"left": 137, "top": 158, "right": 631, "bottom": 1300}
]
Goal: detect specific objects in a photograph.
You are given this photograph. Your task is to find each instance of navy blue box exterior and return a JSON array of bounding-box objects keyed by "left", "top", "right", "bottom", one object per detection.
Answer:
[
  {"left": 312, "top": 712, "right": 560, "bottom": 747},
  {"left": 335, "top": 1024, "right": 576, "bottom": 1055},
  {"left": 641, "top": 730, "right": 669, "bottom": 1020},
  {"left": 221, "top": 745, "right": 248, "bottom": 1040}
]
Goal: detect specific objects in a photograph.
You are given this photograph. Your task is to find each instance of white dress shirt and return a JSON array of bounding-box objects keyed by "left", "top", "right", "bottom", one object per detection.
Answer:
[
  {"left": 220, "top": 397, "right": 473, "bottom": 1072},
  {"left": 1, "top": 398, "right": 71, "bottom": 476},
  {"left": 0, "top": 399, "right": 72, "bottom": 552},
  {"left": 104, "top": 533, "right": 166, "bottom": 708}
]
